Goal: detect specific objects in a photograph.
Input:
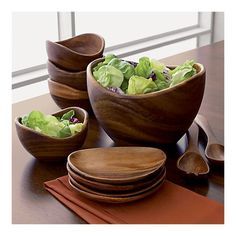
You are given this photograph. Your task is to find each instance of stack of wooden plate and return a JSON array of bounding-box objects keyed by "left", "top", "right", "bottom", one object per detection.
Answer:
[{"left": 67, "top": 147, "right": 167, "bottom": 203}]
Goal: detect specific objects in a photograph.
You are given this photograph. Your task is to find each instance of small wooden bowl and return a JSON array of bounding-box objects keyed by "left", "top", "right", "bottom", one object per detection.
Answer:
[
  {"left": 46, "top": 33, "right": 105, "bottom": 72},
  {"left": 87, "top": 58, "right": 205, "bottom": 145},
  {"left": 15, "top": 107, "right": 88, "bottom": 161},
  {"left": 47, "top": 78, "right": 92, "bottom": 112},
  {"left": 47, "top": 60, "right": 87, "bottom": 91}
]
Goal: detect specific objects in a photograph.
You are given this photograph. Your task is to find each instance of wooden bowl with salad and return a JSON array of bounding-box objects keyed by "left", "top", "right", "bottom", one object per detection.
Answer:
[
  {"left": 87, "top": 55, "right": 205, "bottom": 145},
  {"left": 15, "top": 107, "right": 88, "bottom": 161}
]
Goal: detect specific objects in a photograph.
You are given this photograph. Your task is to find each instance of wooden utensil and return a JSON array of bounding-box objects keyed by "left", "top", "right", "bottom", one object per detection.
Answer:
[
  {"left": 195, "top": 114, "right": 224, "bottom": 164},
  {"left": 67, "top": 163, "right": 165, "bottom": 193},
  {"left": 68, "top": 147, "right": 166, "bottom": 184},
  {"left": 177, "top": 122, "right": 210, "bottom": 177},
  {"left": 87, "top": 58, "right": 205, "bottom": 145},
  {"left": 68, "top": 167, "right": 166, "bottom": 198},
  {"left": 68, "top": 175, "right": 165, "bottom": 204}
]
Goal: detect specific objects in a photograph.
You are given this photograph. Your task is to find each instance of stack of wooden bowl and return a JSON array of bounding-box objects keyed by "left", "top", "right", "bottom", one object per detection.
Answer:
[
  {"left": 46, "top": 33, "right": 105, "bottom": 112},
  {"left": 66, "top": 147, "right": 167, "bottom": 203}
]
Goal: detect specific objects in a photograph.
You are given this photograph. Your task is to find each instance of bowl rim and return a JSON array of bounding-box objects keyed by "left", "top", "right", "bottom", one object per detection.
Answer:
[
  {"left": 67, "top": 146, "right": 167, "bottom": 183},
  {"left": 47, "top": 60, "right": 87, "bottom": 76},
  {"left": 47, "top": 33, "right": 105, "bottom": 57},
  {"left": 87, "top": 57, "right": 206, "bottom": 99},
  {"left": 15, "top": 106, "right": 88, "bottom": 140},
  {"left": 47, "top": 78, "right": 89, "bottom": 99}
]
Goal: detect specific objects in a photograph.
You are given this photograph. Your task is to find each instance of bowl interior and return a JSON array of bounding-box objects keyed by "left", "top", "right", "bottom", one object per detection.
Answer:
[
  {"left": 88, "top": 58, "right": 205, "bottom": 99},
  {"left": 16, "top": 106, "right": 88, "bottom": 139},
  {"left": 57, "top": 33, "right": 105, "bottom": 55}
]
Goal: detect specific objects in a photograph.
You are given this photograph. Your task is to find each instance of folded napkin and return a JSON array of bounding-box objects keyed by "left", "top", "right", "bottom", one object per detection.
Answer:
[{"left": 44, "top": 176, "right": 224, "bottom": 224}]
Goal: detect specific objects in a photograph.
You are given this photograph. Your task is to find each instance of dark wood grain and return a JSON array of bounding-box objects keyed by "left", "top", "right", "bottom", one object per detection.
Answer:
[
  {"left": 15, "top": 107, "right": 88, "bottom": 161},
  {"left": 67, "top": 163, "right": 166, "bottom": 193},
  {"left": 68, "top": 167, "right": 165, "bottom": 198},
  {"left": 47, "top": 78, "right": 92, "bottom": 112},
  {"left": 176, "top": 123, "right": 210, "bottom": 177},
  {"left": 87, "top": 62, "right": 205, "bottom": 145},
  {"left": 46, "top": 33, "right": 105, "bottom": 72},
  {"left": 12, "top": 41, "right": 224, "bottom": 223},
  {"left": 68, "top": 147, "right": 166, "bottom": 183},
  {"left": 68, "top": 173, "right": 166, "bottom": 204},
  {"left": 47, "top": 60, "right": 87, "bottom": 91}
]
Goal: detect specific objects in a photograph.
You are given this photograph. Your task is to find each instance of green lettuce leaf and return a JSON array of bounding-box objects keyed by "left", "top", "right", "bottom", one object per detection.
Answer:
[
  {"left": 93, "top": 54, "right": 117, "bottom": 72},
  {"left": 127, "top": 75, "right": 158, "bottom": 95},
  {"left": 170, "top": 60, "right": 197, "bottom": 87},
  {"left": 21, "top": 110, "right": 83, "bottom": 138},
  {"left": 134, "top": 57, "right": 152, "bottom": 78},
  {"left": 61, "top": 110, "right": 74, "bottom": 120},
  {"left": 69, "top": 123, "right": 84, "bottom": 135},
  {"left": 94, "top": 65, "right": 124, "bottom": 88},
  {"left": 150, "top": 59, "right": 166, "bottom": 72},
  {"left": 108, "top": 58, "right": 135, "bottom": 80},
  {"left": 21, "top": 111, "right": 46, "bottom": 130}
]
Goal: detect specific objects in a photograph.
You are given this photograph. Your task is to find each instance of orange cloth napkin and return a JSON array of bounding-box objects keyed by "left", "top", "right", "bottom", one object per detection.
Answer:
[{"left": 44, "top": 176, "right": 224, "bottom": 224}]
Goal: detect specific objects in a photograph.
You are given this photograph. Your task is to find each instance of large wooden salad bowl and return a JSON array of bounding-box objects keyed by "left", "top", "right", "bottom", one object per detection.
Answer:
[{"left": 87, "top": 58, "right": 205, "bottom": 145}]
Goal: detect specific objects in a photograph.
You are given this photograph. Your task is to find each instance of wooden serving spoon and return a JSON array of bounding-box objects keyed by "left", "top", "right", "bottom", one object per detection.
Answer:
[
  {"left": 195, "top": 114, "right": 224, "bottom": 165},
  {"left": 177, "top": 122, "right": 210, "bottom": 177}
]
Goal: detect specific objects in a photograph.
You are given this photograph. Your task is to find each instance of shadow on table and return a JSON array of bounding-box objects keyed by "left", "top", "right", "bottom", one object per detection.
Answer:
[{"left": 23, "top": 158, "right": 67, "bottom": 196}]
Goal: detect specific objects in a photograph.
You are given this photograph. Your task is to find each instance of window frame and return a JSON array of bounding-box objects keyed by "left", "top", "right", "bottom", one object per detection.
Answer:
[{"left": 12, "top": 12, "right": 215, "bottom": 90}]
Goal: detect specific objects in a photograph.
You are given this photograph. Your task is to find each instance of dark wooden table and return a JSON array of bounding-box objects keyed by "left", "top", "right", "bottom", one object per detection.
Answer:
[{"left": 12, "top": 41, "right": 224, "bottom": 224}]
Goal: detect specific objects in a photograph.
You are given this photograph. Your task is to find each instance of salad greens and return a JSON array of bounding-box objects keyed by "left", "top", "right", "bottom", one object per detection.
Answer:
[
  {"left": 108, "top": 58, "right": 135, "bottom": 80},
  {"left": 93, "top": 65, "right": 124, "bottom": 88},
  {"left": 93, "top": 54, "right": 198, "bottom": 95},
  {"left": 169, "top": 60, "right": 196, "bottom": 87},
  {"left": 21, "top": 110, "right": 83, "bottom": 138},
  {"left": 134, "top": 57, "right": 152, "bottom": 79},
  {"left": 127, "top": 76, "right": 158, "bottom": 95}
]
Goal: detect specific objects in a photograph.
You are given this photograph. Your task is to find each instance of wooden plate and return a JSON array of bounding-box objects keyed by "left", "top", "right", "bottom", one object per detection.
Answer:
[
  {"left": 67, "top": 147, "right": 166, "bottom": 184},
  {"left": 69, "top": 167, "right": 165, "bottom": 197},
  {"left": 67, "top": 163, "right": 166, "bottom": 193},
  {"left": 68, "top": 173, "right": 165, "bottom": 203}
]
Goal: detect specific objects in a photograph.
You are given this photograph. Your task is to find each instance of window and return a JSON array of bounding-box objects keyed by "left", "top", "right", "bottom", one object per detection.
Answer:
[
  {"left": 123, "top": 38, "right": 197, "bottom": 62},
  {"left": 12, "top": 12, "right": 58, "bottom": 72},
  {"left": 12, "top": 12, "right": 223, "bottom": 103},
  {"left": 74, "top": 12, "right": 198, "bottom": 48}
]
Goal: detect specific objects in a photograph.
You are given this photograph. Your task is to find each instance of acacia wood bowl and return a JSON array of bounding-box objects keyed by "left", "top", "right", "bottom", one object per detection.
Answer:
[
  {"left": 87, "top": 58, "right": 205, "bottom": 145},
  {"left": 47, "top": 78, "right": 92, "bottom": 112},
  {"left": 47, "top": 60, "right": 87, "bottom": 91},
  {"left": 15, "top": 107, "right": 88, "bottom": 161},
  {"left": 46, "top": 33, "right": 105, "bottom": 72}
]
